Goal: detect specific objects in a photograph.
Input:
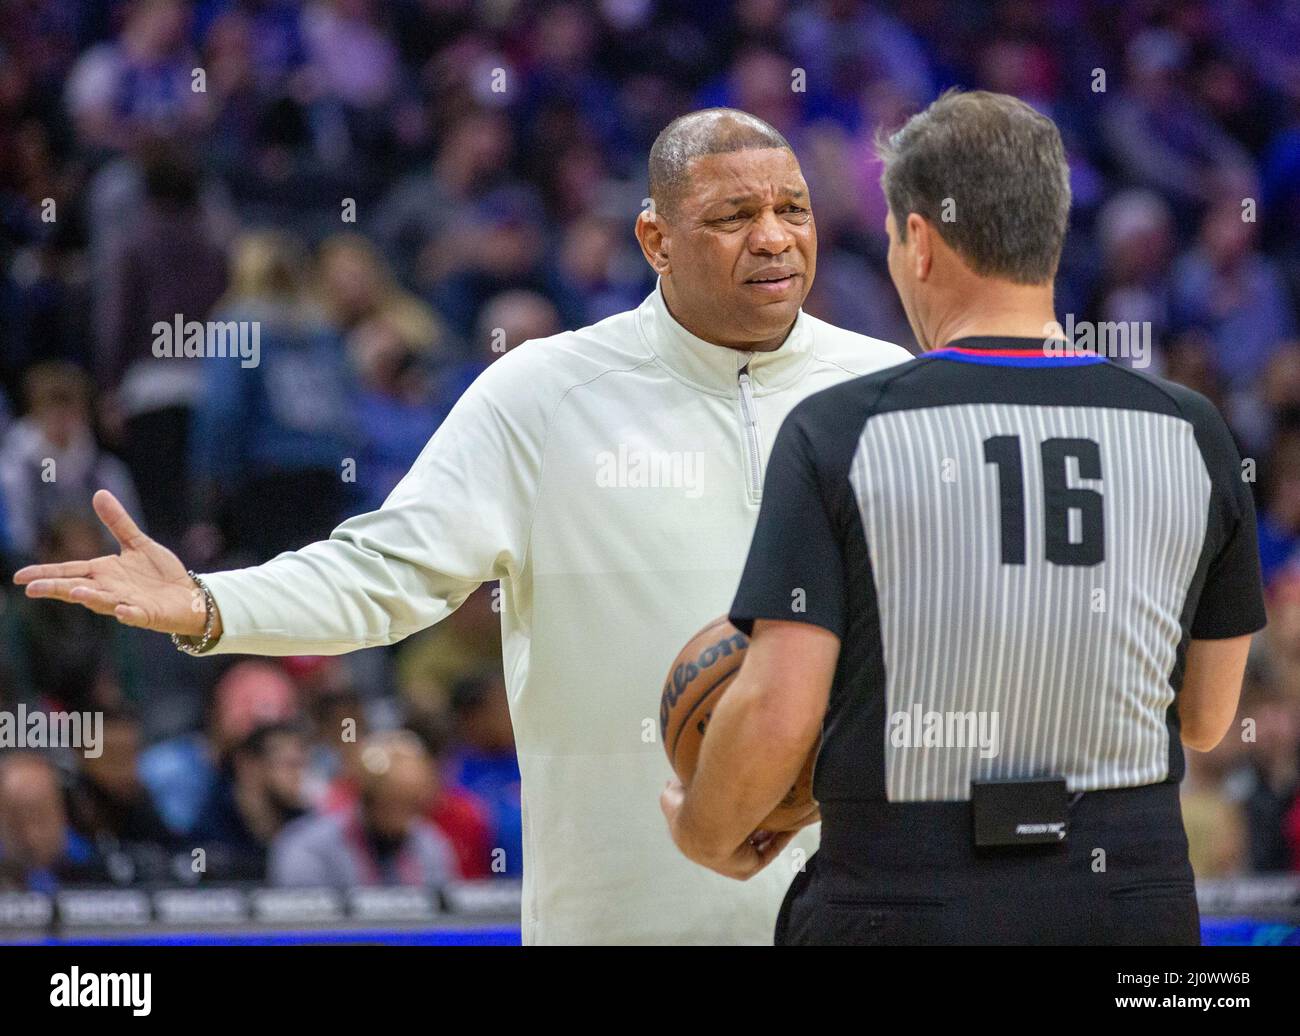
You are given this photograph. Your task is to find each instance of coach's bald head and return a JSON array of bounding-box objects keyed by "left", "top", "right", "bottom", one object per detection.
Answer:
[
  {"left": 648, "top": 108, "right": 792, "bottom": 218},
  {"left": 637, "top": 108, "right": 815, "bottom": 353}
]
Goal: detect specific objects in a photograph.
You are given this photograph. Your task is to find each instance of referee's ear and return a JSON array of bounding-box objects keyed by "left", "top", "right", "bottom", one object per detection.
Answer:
[{"left": 906, "top": 212, "right": 935, "bottom": 282}]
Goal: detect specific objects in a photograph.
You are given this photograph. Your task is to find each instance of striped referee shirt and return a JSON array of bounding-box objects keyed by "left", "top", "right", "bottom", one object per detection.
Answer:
[{"left": 730, "top": 336, "right": 1267, "bottom": 804}]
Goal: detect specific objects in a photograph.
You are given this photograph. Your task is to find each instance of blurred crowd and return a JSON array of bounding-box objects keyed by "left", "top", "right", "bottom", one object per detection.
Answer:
[{"left": 0, "top": 0, "right": 1298, "bottom": 891}]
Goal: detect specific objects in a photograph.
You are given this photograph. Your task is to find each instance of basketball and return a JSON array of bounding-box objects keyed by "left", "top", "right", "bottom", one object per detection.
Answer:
[{"left": 660, "top": 617, "right": 818, "bottom": 832}]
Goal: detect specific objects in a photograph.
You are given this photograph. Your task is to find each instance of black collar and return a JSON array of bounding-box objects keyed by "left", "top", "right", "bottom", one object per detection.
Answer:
[{"left": 941, "top": 336, "right": 1062, "bottom": 352}]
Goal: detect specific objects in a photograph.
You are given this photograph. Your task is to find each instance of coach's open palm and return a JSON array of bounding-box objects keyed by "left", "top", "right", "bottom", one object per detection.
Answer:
[{"left": 13, "top": 490, "right": 209, "bottom": 637}]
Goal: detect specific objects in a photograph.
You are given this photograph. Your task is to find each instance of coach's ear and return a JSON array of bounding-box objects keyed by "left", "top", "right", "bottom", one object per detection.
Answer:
[
  {"left": 907, "top": 212, "right": 934, "bottom": 282},
  {"left": 635, "top": 207, "right": 672, "bottom": 276}
]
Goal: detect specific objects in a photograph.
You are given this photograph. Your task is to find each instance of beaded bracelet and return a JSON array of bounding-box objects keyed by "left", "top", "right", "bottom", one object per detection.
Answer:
[{"left": 170, "top": 570, "right": 217, "bottom": 656}]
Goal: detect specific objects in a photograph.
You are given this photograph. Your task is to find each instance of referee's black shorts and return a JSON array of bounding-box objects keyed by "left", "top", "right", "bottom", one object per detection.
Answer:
[{"left": 776, "top": 782, "right": 1199, "bottom": 946}]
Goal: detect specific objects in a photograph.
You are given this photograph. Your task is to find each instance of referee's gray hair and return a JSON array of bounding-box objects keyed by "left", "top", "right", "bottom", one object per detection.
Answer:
[
  {"left": 876, "top": 89, "right": 1071, "bottom": 284},
  {"left": 649, "top": 108, "right": 792, "bottom": 218}
]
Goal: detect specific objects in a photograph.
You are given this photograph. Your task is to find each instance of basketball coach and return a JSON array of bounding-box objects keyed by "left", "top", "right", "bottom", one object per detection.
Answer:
[
  {"left": 662, "top": 90, "right": 1266, "bottom": 945},
  {"left": 16, "top": 109, "right": 910, "bottom": 944}
]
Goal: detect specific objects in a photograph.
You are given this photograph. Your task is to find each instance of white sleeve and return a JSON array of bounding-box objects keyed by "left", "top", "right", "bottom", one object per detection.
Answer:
[{"left": 199, "top": 350, "right": 548, "bottom": 656}]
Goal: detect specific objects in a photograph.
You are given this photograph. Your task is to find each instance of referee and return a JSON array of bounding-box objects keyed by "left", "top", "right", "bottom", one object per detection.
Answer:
[{"left": 661, "top": 90, "right": 1267, "bottom": 945}]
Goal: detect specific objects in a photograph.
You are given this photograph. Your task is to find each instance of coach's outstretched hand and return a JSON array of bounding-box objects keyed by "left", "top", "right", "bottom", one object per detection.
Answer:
[{"left": 13, "top": 490, "right": 214, "bottom": 638}]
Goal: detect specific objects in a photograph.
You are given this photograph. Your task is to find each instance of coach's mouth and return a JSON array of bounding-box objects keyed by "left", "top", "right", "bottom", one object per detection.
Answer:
[{"left": 742, "top": 269, "right": 801, "bottom": 295}]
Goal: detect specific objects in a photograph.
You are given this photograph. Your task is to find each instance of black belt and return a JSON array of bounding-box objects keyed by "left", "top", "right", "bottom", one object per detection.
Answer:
[{"left": 818, "top": 782, "right": 1186, "bottom": 871}]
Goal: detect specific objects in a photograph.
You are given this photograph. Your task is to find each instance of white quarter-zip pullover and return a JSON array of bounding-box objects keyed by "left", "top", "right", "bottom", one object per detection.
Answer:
[{"left": 201, "top": 285, "right": 910, "bottom": 943}]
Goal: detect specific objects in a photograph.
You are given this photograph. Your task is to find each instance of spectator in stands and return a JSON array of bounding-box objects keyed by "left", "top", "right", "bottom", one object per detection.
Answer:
[
  {"left": 317, "top": 233, "right": 446, "bottom": 344},
  {"left": 95, "top": 139, "right": 229, "bottom": 544},
  {"left": 1260, "top": 101, "right": 1300, "bottom": 305},
  {"left": 66, "top": 708, "right": 176, "bottom": 884},
  {"left": 1172, "top": 193, "right": 1295, "bottom": 392},
  {"left": 1099, "top": 28, "right": 1252, "bottom": 218},
  {"left": 406, "top": 711, "right": 495, "bottom": 879},
  {"left": 0, "top": 134, "right": 94, "bottom": 378},
  {"left": 1221, "top": 345, "right": 1295, "bottom": 460},
  {"left": 347, "top": 312, "right": 443, "bottom": 513},
  {"left": 63, "top": 0, "right": 207, "bottom": 154},
  {"left": 0, "top": 514, "right": 140, "bottom": 713},
  {"left": 1182, "top": 737, "right": 1252, "bottom": 878},
  {"left": 0, "top": 362, "right": 140, "bottom": 565},
  {"left": 0, "top": 753, "right": 107, "bottom": 891},
  {"left": 1221, "top": 677, "right": 1300, "bottom": 873},
  {"left": 300, "top": 0, "right": 400, "bottom": 113},
  {"left": 1162, "top": 331, "right": 1227, "bottom": 411},
  {"left": 372, "top": 109, "right": 515, "bottom": 287},
  {"left": 475, "top": 288, "right": 561, "bottom": 361},
  {"left": 270, "top": 730, "right": 455, "bottom": 887},
  {"left": 302, "top": 679, "right": 367, "bottom": 807},
  {"left": 396, "top": 583, "right": 502, "bottom": 717},
  {"left": 1261, "top": 569, "right": 1300, "bottom": 704},
  {"left": 430, "top": 290, "right": 560, "bottom": 421},
  {"left": 1091, "top": 189, "right": 1177, "bottom": 348},
  {"left": 196, "top": 4, "right": 308, "bottom": 175},
  {"left": 787, "top": 0, "right": 935, "bottom": 113},
  {"left": 515, "top": 1, "right": 622, "bottom": 156},
  {"left": 191, "top": 721, "right": 309, "bottom": 882},
  {"left": 424, "top": 184, "right": 551, "bottom": 339},
  {"left": 1260, "top": 341, "right": 1300, "bottom": 426},
  {"left": 1256, "top": 428, "right": 1300, "bottom": 583},
  {"left": 552, "top": 212, "right": 649, "bottom": 327},
  {"left": 446, "top": 670, "right": 522, "bottom": 878},
  {"left": 189, "top": 231, "right": 356, "bottom": 563},
  {"left": 140, "top": 659, "right": 300, "bottom": 836},
  {"left": 321, "top": 234, "right": 451, "bottom": 511},
  {"left": 320, "top": 704, "right": 495, "bottom": 879}
]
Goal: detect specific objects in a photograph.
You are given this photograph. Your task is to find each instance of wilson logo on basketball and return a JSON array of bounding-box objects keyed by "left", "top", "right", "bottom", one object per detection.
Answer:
[
  {"left": 658, "top": 625, "right": 748, "bottom": 748},
  {"left": 660, "top": 617, "right": 818, "bottom": 832}
]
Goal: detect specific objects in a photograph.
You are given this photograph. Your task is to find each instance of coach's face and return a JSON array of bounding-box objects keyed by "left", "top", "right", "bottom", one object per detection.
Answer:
[{"left": 641, "top": 148, "right": 816, "bottom": 351}]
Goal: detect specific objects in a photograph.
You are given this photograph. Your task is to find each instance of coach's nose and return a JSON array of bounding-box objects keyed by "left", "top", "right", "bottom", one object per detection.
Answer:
[{"left": 747, "top": 206, "right": 797, "bottom": 257}]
